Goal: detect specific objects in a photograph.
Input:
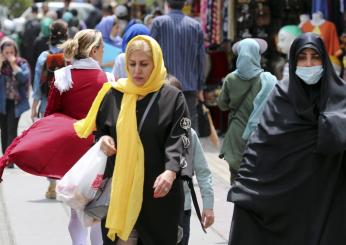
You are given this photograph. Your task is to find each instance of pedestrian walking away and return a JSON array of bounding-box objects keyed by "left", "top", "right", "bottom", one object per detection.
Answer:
[
  {"left": 217, "top": 38, "right": 276, "bottom": 184},
  {"left": 31, "top": 19, "right": 68, "bottom": 200},
  {"left": 228, "top": 32, "right": 346, "bottom": 245},
  {"left": 151, "top": 0, "right": 206, "bottom": 130}
]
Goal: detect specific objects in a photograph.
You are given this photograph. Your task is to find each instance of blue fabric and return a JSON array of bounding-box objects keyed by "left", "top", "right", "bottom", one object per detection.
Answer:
[
  {"left": 121, "top": 24, "right": 150, "bottom": 52},
  {"left": 0, "top": 63, "right": 30, "bottom": 117},
  {"left": 312, "top": 0, "right": 329, "bottom": 19},
  {"left": 32, "top": 46, "right": 61, "bottom": 114},
  {"left": 95, "top": 15, "right": 122, "bottom": 48},
  {"left": 151, "top": 10, "right": 206, "bottom": 91},
  {"left": 102, "top": 42, "right": 121, "bottom": 73},
  {"left": 234, "top": 39, "right": 263, "bottom": 80},
  {"left": 242, "top": 72, "right": 277, "bottom": 140},
  {"left": 183, "top": 128, "right": 214, "bottom": 210}
]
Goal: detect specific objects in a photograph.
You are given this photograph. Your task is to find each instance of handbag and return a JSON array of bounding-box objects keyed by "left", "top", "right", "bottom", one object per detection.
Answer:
[{"left": 84, "top": 90, "right": 159, "bottom": 221}]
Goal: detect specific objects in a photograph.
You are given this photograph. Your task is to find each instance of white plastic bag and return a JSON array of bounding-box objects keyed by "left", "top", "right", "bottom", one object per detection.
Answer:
[{"left": 56, "top": 141, "right": 107, "bottom": 210}]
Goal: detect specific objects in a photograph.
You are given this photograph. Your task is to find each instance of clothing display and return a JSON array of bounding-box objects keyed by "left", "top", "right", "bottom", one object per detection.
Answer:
[{"left": 301, "top": 20, "right": 341, "bottom": 57}]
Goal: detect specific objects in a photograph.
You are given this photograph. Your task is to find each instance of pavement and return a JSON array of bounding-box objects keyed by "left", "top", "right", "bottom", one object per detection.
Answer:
[{"left": 0, "top": 108, "right": 234, "bottom": 245}]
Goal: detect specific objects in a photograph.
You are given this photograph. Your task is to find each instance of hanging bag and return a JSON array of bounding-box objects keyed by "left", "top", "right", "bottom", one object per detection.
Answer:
[
  {"left": 84, "top": 91, "right": 159, "bottom": 221},
  {"left": 56, "top": 140, "right": 107, "bottom": 210}
]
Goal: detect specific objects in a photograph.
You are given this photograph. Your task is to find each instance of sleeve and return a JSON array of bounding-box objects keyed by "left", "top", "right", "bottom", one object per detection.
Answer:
[
  {"left": 164, "top": 91, "right": 193, "bottom": 177},
  {"left": 15, "top": 62, "right": 30, "bottom": 85},
  {"left": 197, "top": 26, "right": 206, "bottom": 90},
  {"left": 32, "top": 52, "right": 47, "bottom": 102},
  {"left": 94, "top": 90, "right": 114, "bottom": 142},
  {"left": 44, "top": 84, "right": 62, "bottom": 117},
  {"left": 191, "top": 129, "right": 214, "bottom": 209},
  {"left": 150, "top": 19, "right": 160, "bottom": 42},
  {"left": 217, "top": 75, "right": 232, "bottom": 111}
]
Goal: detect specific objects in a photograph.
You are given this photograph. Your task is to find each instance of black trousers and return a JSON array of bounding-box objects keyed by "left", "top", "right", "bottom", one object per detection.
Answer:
[
  {"left": 178, "top": 209, "right": 192, "bottom": 245},
  {"left": 0, "top": 100, "right": 19, "bottom": 154}
]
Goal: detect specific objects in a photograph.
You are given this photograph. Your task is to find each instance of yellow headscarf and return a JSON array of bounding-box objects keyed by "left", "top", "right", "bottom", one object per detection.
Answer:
[{"left": 74, "top": 35, "right": 167, "bottom": 241}]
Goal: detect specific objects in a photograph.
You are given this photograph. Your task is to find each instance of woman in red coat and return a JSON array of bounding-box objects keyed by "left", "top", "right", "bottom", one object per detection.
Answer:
[{"left": 44, "top": 29, "right": 111, "bottom": 245}]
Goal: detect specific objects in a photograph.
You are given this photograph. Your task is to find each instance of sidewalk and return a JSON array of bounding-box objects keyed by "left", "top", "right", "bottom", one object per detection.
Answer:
[{"left": 0, "top": 110, "right": 233, "bottom": 244}]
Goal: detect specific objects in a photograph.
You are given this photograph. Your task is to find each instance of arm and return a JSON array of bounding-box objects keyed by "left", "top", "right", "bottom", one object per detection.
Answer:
[
  {"left": 191, "top": 129, "right": 215, "bottom": 228},
  {"left": 197, "top": 26, "right": 206, "bottom": 92},
  {"left": 150, "top": 19, "right": 160, "bottom": 42},
  {"left": 95, "top": 90, "right": 117, "bottom": 156},
  {"left": 13, "top": 61, "right": 30, "bottom": 85},
  {"left": 154, "top": 92, "right": 191, "bottom": 198},
  {"left": 31, "top": 52, "right": 47, "bottom": 121},
  {"left": 217, "top": 75, "right": 232, "bottom": 111},
  {"left": 44, "top": 84, "right": 63, "bottom": 117}
]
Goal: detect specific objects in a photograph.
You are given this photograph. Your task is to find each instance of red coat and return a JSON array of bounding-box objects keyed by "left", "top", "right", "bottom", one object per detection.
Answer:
[{"left": 0, "top": 69, "right": 108, "bottom": 181}]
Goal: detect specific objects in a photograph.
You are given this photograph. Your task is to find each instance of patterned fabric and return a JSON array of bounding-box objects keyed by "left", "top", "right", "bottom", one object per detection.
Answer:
[
  {"left": 1, "top": 58, "right": 28, "bottom": 101},
  {"left": 151, "top": 10, "right": 206, "bottom": 91}
]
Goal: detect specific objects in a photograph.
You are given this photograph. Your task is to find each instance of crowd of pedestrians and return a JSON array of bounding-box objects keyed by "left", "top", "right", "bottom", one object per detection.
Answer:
[{"left": 1, "top": 1, "right": 346, "bottom": 245}]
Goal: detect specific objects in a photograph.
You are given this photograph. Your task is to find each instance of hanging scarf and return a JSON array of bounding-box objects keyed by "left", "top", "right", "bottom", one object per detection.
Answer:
[
  {"left": 242, "top": 72, "right": 277, "bottom": 140},
  {"left": 74, "top": 35, "right": 166, "bottom": 241}
]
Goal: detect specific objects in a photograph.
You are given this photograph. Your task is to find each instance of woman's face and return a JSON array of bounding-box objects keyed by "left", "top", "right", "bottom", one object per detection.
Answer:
[
  {"left": 90, "top": 42, "right": 104, "bottom": 64},
  {"left": 2, "top": 45, "right": 16, "bottom": 60},
  {"left": 296, "top": 48, "right": 322, "bottom": 67},
  {"left": 128, "top": 50, "right": 154, "bottom": 87}
]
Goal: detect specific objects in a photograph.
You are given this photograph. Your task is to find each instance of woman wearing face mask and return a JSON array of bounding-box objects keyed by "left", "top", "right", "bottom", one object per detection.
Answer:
[
  {"left": 74, "top": 35, "right": 192, "bottom": 244},
  {"left": 95, "top": 15, "right": 122, "bottom": 72},
  {"left": 0, "top": 39, "right": 30, "bottom": 166},
  {"left": 227, "top": 32, "right": 346, "bottom": 244}
]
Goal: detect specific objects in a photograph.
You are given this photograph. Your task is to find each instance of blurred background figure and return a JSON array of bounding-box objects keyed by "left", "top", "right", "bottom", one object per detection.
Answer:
[
  {"left": 95, "top": 15, "right": 122, "bottom": 72},
  {"left": 32, "top": 17, "right": 54, "bottom": 78},
  {"left": 20, "top": 5, "right": 41, "bottom": 84},
  {"left": 0, "top": 39, "right": 30, "bottom": 168}
]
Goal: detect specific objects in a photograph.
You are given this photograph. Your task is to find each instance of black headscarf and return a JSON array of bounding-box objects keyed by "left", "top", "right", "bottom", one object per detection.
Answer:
[
  {"left": 227, "top": 32, "right": 346, "bottom": 245},
  {"left": 287, "top": 33, "right": 346, "bottom": 154}
]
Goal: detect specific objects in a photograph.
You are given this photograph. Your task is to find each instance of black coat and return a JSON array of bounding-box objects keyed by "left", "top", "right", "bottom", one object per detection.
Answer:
[
  {"left": 95, "top": 84, "right": 192, "bottom": 245},
  {"left": 228, "top": 33, "right": 346, "bottom": 245}
]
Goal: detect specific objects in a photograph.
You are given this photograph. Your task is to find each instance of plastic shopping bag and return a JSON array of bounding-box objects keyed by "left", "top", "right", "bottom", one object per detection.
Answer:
[{"left": 56, "top": 141, "right": 107, "bottom": 210}]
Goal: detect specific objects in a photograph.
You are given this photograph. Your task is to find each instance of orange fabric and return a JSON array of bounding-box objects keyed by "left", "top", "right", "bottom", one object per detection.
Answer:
[{"left": 301, "top": 21, "right": 341, "bottom": 57}]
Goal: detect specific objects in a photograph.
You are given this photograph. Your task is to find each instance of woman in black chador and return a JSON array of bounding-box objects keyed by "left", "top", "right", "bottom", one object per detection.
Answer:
[{"left": 228, "top": 32, "right": 346, "bottom": 245}]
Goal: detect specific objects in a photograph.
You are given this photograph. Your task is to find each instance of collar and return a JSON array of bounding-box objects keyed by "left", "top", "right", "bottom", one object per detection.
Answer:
[
  {"left": 54, "top": 57, "right": 101, "bottom": 93},
  {"left": 169, "top": 9, "right": 184, "bottom": 15}
]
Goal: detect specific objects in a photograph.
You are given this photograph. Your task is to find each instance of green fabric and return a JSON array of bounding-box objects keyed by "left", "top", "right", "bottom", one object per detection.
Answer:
[
  {"left": 217, "top": 72, "right": 261, "bottom": 170},
  {"left": 41, "top": 17, "right": 53, "bottom": 38}
]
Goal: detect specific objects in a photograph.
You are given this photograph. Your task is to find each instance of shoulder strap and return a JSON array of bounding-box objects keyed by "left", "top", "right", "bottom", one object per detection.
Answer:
[
  {"left": 188, "top": 179, "right": 207, "bottom": 233},
  {"left": 139, "top": 91, "right": 159, "bottom": 133},
  {"left": 230, "top": 80, "right": 257, "bottom": 122}
]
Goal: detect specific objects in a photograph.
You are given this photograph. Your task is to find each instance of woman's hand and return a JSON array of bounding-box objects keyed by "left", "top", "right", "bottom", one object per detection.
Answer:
[
  {"left": 0, "top": 54, "right": 5, "bottom": 68},
  {"left": 202, "top": 208, "right": 214, "bottom": 229},
  {"left": 99, "top": 135, "right": 117, "bottom": 156},
  {"left": 153, "top": 170, "right": 176, "bottom": 198}
]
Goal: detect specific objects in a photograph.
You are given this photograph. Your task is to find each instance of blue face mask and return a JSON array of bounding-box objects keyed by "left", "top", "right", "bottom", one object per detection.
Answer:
[{"left": 295, "top": 65, "right": 324, "bottom": 85}]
